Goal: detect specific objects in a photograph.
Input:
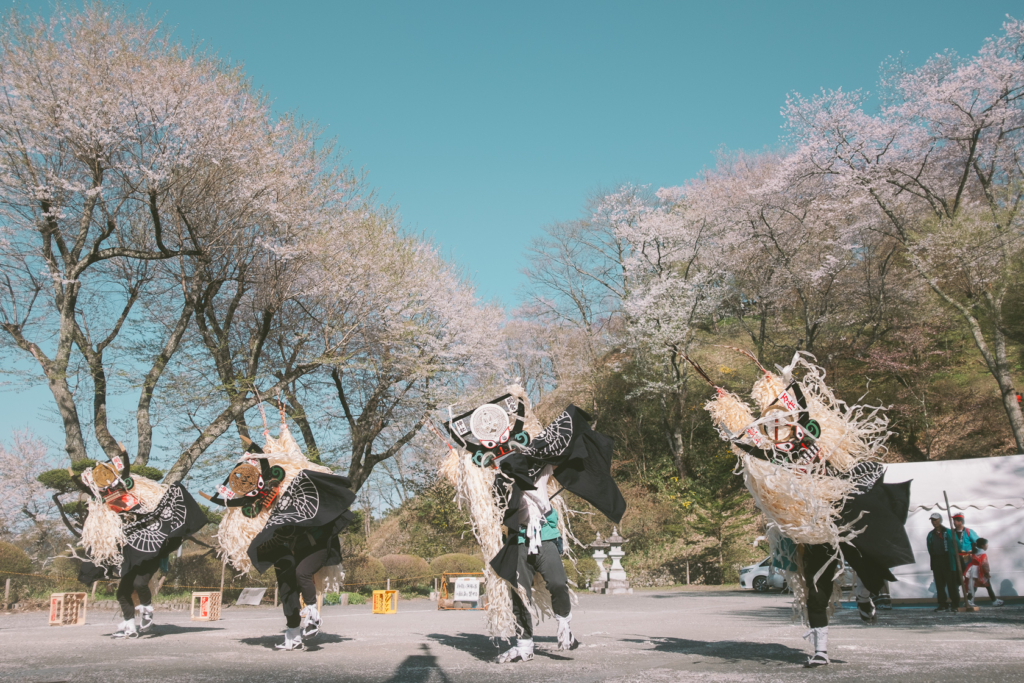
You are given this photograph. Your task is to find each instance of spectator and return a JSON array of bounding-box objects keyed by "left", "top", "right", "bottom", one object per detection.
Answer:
[
  {"left": 964, "top": 538, "right": 1004, "bottom": 607},
  {"left": 926, "top": 512, "right": 961, "bottom": 612},
  {"left": 951, "top": 513, "right": 978, "bottom": 572}
]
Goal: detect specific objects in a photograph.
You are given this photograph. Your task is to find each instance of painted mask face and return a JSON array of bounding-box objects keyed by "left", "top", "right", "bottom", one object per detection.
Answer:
[
  {"left": 215, "top": 457, "right": 286, "bottom": 518},
  {"left": 755, "top": 384, "right": 821, "bottom": 461},
  {"left": 84, "top": 456, "right": 140, "bottom": 513},
  {"left": 445, "top": 394, "right": 531, "bottom": 468},
  {"left": 227, "top": 462, "right": 263, "bottom": 496}
]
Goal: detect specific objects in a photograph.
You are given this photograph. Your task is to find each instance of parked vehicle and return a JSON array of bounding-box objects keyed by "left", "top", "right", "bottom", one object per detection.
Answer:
[
  {"left": 739, "top": 557, "right": 782, "bottom": 592},
  {"left": 739, "top": 557, "right": 855, "bottom": 592}
]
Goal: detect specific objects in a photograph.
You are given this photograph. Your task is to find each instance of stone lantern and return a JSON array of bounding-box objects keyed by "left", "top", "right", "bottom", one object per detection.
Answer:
[
  {"left": 602, "top": 527, "right": 631, "bottom": 594},
  {"left": 588, "top": 532, "right": 610, "bottom": 593}
]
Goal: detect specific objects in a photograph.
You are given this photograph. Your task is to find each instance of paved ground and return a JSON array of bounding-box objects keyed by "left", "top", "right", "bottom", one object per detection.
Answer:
[{"left": 2, "top": 589, "right": 1022, "bottom": 683}]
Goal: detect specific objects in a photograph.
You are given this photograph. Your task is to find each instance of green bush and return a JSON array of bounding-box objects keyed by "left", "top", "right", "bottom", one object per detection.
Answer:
[
  {"left": 37, "top": 460, "right": 96, "bottom": 495},
  {"left": 47, "top": 557, "right": 80, "bottom": 581},
  {"left": 0, "top": 541, "right": 32, "bottom": 576},
  {"left": 563, "top": 556, "right": 601, "bottom": 587},
  {"left": 165, "top": 553, "right": 221, "bottom": 590},
  {"left": 430, "top": 553, "right": 484, "bottom": 579},
  {"left": 379, "top": 554, "right": 430, "bottom": 590},
  {"left": 322, "top": 591, "right": 367, "bottom": 606},
  {"left": 131, "top": 464, "right": 164, "bottom": 481},
  {"left": 0, "top": 541, "right": 34, "bottom": 603},
  {"left": 343, "top": 555, "right": 385, "bottom": 593}
]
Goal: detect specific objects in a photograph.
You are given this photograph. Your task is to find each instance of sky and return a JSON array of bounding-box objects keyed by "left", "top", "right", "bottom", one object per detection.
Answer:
[{"left": 1, "top": 0, "right": 1018, "bottom": 449}]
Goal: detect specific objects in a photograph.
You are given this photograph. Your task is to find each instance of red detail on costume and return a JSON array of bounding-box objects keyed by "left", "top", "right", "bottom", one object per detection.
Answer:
[
  {"left": 259, "top": 486, "right": 278, "bottom": 510},
  {"left": 105, "top": 492, "right": 140, "bottom": 513},
  {"left": 963, "top": 551, "right": 991, "bottom": 587}
]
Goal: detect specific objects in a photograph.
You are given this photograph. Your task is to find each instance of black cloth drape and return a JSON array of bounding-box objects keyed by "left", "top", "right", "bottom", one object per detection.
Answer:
[
  {"left": 501, "top": 405, "right": 626, "bottom": 522},
  {"left": 78, "top": 483, "right": 208, "bottom": 584},
  {"left": 490, "top": 406, "right": 626, "bottom": 592},
  {"left": 837, "top": 470, "right": 915, "bottom": 592},
  {"left": 247, "top": 470, "right": 356, "bottom": 574}
]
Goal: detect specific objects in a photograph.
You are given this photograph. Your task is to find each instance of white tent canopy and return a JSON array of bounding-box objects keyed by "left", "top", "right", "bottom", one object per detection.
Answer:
[{"left": 882, "top": 454, "right": 1024, "bottom": 602}]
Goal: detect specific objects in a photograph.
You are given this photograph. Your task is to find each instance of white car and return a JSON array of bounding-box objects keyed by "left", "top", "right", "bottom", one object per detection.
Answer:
[
  {"left": 739, "top": 557, "right": 785, "bottom": 592},
  {"left": 739, "top": 557, "right": 855, "bottom": 592}
]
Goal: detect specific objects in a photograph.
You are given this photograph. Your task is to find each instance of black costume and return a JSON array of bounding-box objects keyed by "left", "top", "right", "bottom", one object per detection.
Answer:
[
  {"left": 74, "top": 455, "right": 207, "bottom": 636},
  {"left": 444, "top": 399, "right": 625, "bottom": 661},
  {"left": 208, "top": 445, "right": 355, "bottom": 651},
  {"left": 797, "top": 462, "right": 914, "bottom": 628},
  {"left": 693, "top": 351, "right": 915, "bottom": 667}
]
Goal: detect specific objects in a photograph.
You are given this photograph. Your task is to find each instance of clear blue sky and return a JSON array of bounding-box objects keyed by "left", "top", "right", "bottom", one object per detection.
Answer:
[{"left": 2, "top": 0, "right": 1018, "bottom": 445}]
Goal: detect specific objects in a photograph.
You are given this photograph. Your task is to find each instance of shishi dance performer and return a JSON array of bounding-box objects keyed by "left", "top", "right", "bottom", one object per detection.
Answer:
[
  {"left": 438, "top": 386, "right": 626, "bottom": 663},
  {"left": 73, "top": 446, "right": 208, "bottom": 638},
  {"left": 205, "top": 416, "right": 355, "bottom": 651},
  {"left": 688, "top": 351, "right": 914, "bottom": 668}
]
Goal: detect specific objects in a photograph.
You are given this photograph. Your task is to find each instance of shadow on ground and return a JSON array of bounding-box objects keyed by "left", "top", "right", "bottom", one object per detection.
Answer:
[
  {"left": 147, "top": 624, "right": 225, "bottom": 637},
  {"left": 239, "top": 632, "right": 351, "bottom": 651},
  {"left": 647, "top": 591, "right": 754, "bottom": 599},
  {"left": 427, "top": 632, "right": 501, "bottom": 662},
  {"left": 622, "top": 636, "right": 826, "bottom": 665},
  {"left": 98, "top": 624, "right": 224, "bottom": 638},
  {"left": 383, "top": 643, "right": 452, "bottom": 683}
]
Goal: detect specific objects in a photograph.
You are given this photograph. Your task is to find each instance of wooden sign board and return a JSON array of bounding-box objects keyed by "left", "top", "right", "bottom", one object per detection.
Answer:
[{"left": 235, "top": 587, "right": 267, "bottom": 606}]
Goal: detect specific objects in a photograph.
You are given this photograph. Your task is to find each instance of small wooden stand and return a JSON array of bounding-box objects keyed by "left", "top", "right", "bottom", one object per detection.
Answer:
[
  {"left": 190, "top": 591, "right": 222, "bottom": 621},
  {"left": 372, "top": 590, "right": 397, "bottom": 614},
  {"left": 49, "top": 593, "right": 88, "bottom": 626}
]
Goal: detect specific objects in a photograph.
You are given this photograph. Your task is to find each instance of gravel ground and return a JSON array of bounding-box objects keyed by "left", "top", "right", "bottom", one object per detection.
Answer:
[{"left": 2, "top": 588, "right": 1022, "bottom": 683}]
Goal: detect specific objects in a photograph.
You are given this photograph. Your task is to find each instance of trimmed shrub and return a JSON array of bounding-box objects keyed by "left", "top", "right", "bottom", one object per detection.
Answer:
[
  {"left": 563, "top": 556, "right": 601, "bottom": 587},
  {"left": 165, "top": 553, "right": 221, "bottom": 590},
  {"left": 0, "top": 541, "right": 31, "bottom": 576},
  {"left": 322, "top": 591, "right": 367, "bottom": 606},
  {"left": 0, "top": 541, "right": 34, "bottom": 603},
  {"left": 343, "top": 555, "right": 385, "bottom": 593},
  {"left": 379, "top": 554, "right": 430, "bottom": 590},
  {"left": 430, "top": 553, "right": 484, "bottom": 579},
  {"left": 131, "top": 464, "right": 164, "bottom": 481}
]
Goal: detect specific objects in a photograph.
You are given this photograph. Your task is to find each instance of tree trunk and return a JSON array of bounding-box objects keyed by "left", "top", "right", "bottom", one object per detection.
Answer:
[
  {"left": 915, "top": 267, "right": 1024, "bottom": 453},
  {"left": 48, "top": 372, "right": 90, "bottom": 463},
  {"left": 283, "top": 386, "right": 321, "bottom": 463},
  {"left": 991, "top": 309, "right": 1024, "bottom": 453},
  {"left": 136, "top": 300, "right": 195, "bottom": 466}
]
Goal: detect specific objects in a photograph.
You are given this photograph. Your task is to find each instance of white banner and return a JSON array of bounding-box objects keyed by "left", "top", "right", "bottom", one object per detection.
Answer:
[
  {"left": 235, "top": 587, "right": 266, "bottom": 606},
  {"left": 453, "top": 577, "right": 480, "bottom": 602}
]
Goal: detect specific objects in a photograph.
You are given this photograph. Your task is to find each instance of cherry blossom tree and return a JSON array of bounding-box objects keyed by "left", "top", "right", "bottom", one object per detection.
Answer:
[
  {"left": 783, "top": 18, "right": 1024, "bottom": 450},
  {"left": 0, "top": 6, "right": 362, "bottom": 483},
  {"left": 0, "top": 430, "right": 53, "bottom": 538},
  {"left": 609, "top": 183, "right": 731, "bottom": 479},
  {"left": 291, "top": 220, "right": 504, "bottom": 491}
]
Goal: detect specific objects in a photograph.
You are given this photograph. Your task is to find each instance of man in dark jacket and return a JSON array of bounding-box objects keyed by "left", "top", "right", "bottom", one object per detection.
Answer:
[{"left": 927, "top": 512, "right": 961, "bottom": 611}]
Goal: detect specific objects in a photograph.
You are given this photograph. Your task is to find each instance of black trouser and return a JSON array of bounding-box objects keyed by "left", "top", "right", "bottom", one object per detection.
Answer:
[
  {"left": 116, "top": 556, "right": 162, "bottom": 620},
  {"left": 509, "top": 540, "right": 570, "bottom": 639},
  {"left": 933, "top": 568, "right": 961, "bottom": 608},
  {"left": 802, "top": 544, "right": 839, "bottom": 629},
  {"left": 275, "top": 542, "right": 330, "bottom": 628},
  {"left": 971, "top": 583, "right": 997, "bottom": 601}
]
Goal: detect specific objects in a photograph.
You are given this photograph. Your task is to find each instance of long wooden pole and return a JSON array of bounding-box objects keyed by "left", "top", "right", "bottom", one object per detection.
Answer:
[
  {"left": 943, "top": 491, "right": 966, "bottom": 608},
  {"left": 220, "top": 560, "right": 226, "bottom": 594}
]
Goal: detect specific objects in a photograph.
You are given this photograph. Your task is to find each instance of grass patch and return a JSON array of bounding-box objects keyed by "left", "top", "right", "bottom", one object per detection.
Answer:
[{"left": 324, "top": 591, "right": 366, "bottom": 606}]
